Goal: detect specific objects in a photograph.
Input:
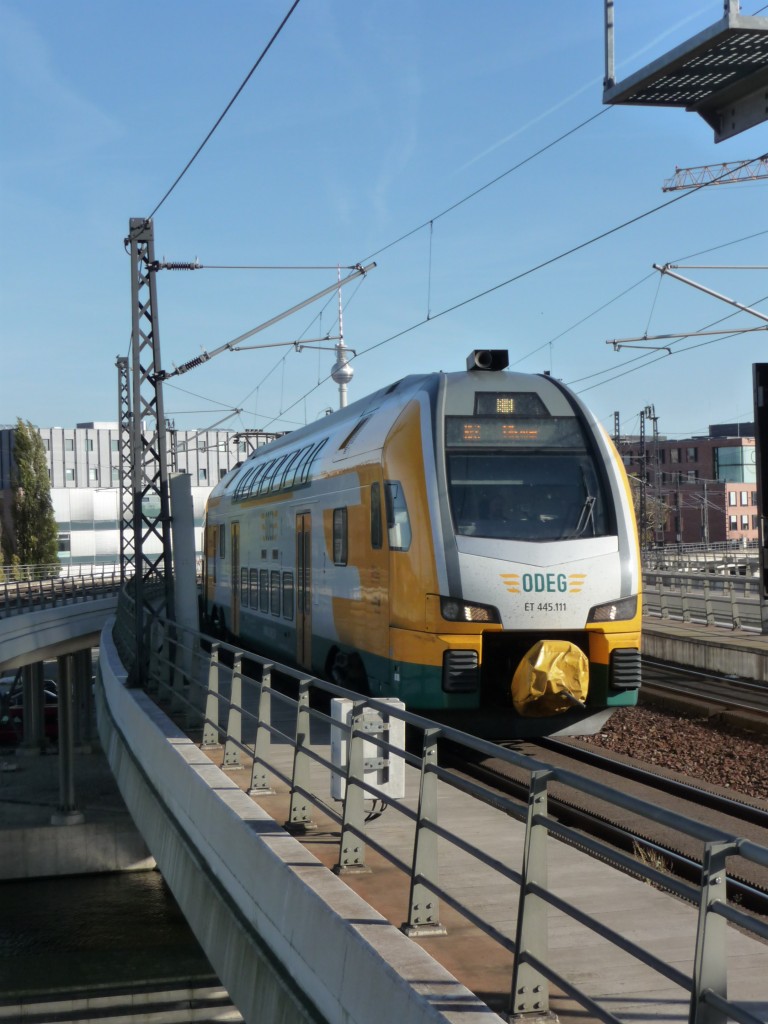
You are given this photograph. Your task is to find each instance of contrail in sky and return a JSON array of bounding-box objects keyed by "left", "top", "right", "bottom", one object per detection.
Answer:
[{"left": 458, "top": 5, "right": 713, "bottom": 172}]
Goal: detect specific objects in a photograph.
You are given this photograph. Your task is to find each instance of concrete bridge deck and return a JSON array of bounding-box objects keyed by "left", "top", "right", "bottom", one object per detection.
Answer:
[{"left": 1, "top": 617, "right": 766, "bottom": 1024}]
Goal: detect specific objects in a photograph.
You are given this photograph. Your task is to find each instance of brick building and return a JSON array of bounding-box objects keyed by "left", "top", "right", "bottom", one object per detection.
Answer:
[{"left": 618, "top": 424, "right": 757, "bottom": 547}]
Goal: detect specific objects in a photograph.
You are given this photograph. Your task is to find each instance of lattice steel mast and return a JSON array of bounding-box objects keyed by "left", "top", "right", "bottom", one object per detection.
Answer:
[
  {"left": 126, "top": 217, "right": 175, "bottom": 679},
  {"left": 116, "top": 355, "right": 134, "bottom": 583}
]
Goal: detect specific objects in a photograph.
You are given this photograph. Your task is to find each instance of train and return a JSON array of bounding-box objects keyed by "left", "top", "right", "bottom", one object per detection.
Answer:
[{"left": 201, "top": 349, "right": 642, "bottom": 736}]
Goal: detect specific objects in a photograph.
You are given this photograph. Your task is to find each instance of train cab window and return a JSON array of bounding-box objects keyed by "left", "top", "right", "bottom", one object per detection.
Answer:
[
  {"left": 282, "top": 573, "right": 294, "bottom": 620},
  {"left": 249, "top": 569, "right": 259, "bottom": 607},
  {"left": 370, "top": 482, "right": 383, "bottom": 549},
  {"left": 333, "top": 508, "right": 348, "bottom": 565},
  {"left": 270, "top": 571, "right": 281, "bottom": 616},
  {"left": 447, "top": 450, "right": 609, "bottom": 541},
  {"left": 219, "top": 524, "right": 226, "bottom": 557},
  {"left": 384, "top": 481, "right": 411, "bottom": 551},
  {"left": 240, "top": 568, "right": 249, "bottom": 607},
  {"left": 259, "top": 570, "right": 269, "bottom": 613}
]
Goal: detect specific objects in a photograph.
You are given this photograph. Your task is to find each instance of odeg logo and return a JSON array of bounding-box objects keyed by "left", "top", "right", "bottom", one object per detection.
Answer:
[
  {"left": 501, "top": 572, "right": 586, "bottom": 595},
  {"left": 524, "top": 573, "right": 568, "bottom": 593}
]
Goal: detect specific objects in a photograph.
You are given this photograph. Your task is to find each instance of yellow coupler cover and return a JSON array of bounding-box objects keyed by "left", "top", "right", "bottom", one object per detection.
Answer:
[{"left": 511, "top": 639, "right": 589, "bottom": 716}]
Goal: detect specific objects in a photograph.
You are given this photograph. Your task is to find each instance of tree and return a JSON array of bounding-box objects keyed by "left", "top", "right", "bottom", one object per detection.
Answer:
[{"left": 10, "top": 419, "right": 59, "bottom": 572}]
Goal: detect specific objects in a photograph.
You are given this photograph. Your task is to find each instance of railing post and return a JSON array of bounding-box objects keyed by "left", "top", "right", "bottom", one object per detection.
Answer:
[
  {"left": 249, "top": 663, "right": 274, "bottom": 795},
  {"left": 146, "top": 619, "right": 165, "bottom": 696},
  {"left": 402, "top": 727, "right": 446, "bottom": 937},
  {"left": 727, "top": 580, "right": 741, "bottom": 630},
  {"left": 510, "top": 769, "right": 554, "bottom": 1020},
  {"left": 658, "top": 574, "right": 669, "bottom": 620},
  {"left": 681, "top": 576, "right": 692, "bottom": 623},
  {"left": 285, "top": 679, "right": 317, "bottom": 833},
  {"left": 182, "top": 641, "right": 207, "bottom": 731},
  {"left": 704, "top": 577, "right": 715, "bottom": 627},
  {"left": 223, "top": 652, "right": 243, "bottom": 769},
  {"left": 689, "top": 840, "right": 734, "bottom": 1024},
  {"left": 201, "top": 643, "right": 222, "bottom": 748},
  {"left": 335, "top": 701, "right": 371, "bottom": 875}
]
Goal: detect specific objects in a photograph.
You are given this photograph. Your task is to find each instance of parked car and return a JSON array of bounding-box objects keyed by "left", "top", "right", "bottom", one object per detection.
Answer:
[
  {"left": 0, "top": 678, "right": 58, "bottom": 745},
  {"left": 0, "top": 672, "right": 20, "bottom": 698}
]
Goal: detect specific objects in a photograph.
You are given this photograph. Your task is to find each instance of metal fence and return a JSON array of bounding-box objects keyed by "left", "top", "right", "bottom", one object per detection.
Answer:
[
  {"left": 111, "top": 590, "right": 768, "bottom": 1024},
  {"left": 0, "top": 570, "right": 123, "bottom": 618},
  {"left": 642, "top": 570, "right": 761, "bottom": 631}
]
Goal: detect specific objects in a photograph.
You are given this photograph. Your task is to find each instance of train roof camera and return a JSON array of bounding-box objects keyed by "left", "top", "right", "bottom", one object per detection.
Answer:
[{"left": 467, "top": 350, "right": 509, "bottom": 372}]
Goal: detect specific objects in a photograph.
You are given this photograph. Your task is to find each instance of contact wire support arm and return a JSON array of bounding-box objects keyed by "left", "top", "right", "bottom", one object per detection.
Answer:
[{"left": 156, "top": 261, "right": 376, "bottom": 381}]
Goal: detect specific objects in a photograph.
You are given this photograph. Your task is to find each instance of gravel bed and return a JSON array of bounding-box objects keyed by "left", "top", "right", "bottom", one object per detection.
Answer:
[{"left": 575, "top": 701, "right": 768, "bottom": 801}]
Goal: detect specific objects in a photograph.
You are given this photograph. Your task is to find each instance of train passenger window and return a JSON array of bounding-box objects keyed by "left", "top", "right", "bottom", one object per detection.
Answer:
[
  {"left": 338, "top": 416, "right": 371, "bottom": 452},
  {"left": 240, "top": 568, "right": 249, "bottom": 607},
  {"left": 266, "top": 454, "right": 290, "bottom": 492},
  {"left": 219, "top": 524, "right": 225, "bottom": 558},
  {"left": 278, "top": 449, "right": 302, "bottom": 489},
  {"left": 300, "top": 438, "right": 328, "bottom": 484},
  {"left": 333, "top": 508, "right": 348, "bottom": 565},
  {"left": 249, "top": 569, "right": 259, "bottom": 607},
  {"left": 384, "top": 481, "right": 411, "bottom": 551},
  {"left": 259, "top": 570, "right": 269, "bottom": 613},
  {"left": 282, "top": 573, "right": 294, "bottom": 620},
  {"left": 289, "top": 444, "right": 314, "bottom": 487},
  {"left": 233, "top": 466, "right": 255, "bottom": 500},
  {"left": 257, "top": 460, "right": 276, "bottom": 495},
  {"left": 370, "top": 482, "right": 383, "bottom": 549},
  {"left": 270, "top": 571, "right": 281, "bottom": 616}
]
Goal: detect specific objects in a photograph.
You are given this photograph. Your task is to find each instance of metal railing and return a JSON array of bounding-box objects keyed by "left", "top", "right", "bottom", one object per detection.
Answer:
[
  {"left": 0, "top": 570, "right": 123, "bottom": 619},
  {"left": 642, "top": 569, "right": 762, "bottom": 631},
  {"left": 0, "top": 562, "right": 124, "bottom": 581},
  {"left": 642, "top": 542, "right": 759, "bottom": 577},
  {"left": 112, "top": 590, "right": 768, "bottom": 1024}
]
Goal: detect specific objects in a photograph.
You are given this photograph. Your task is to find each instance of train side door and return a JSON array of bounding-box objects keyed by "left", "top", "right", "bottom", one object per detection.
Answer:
[
  {"left": 204, "top": 524, "right": 216, "bottom": 608},
  {"left": 296, "top": 512, "right": 312, "bottom": 668},
  {"left": 231, "top": 521, "right": 240, "bottom": 636}
]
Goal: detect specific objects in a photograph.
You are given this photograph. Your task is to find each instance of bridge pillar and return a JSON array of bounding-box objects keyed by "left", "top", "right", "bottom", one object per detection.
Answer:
[
  {"left": 17, "top": 662, "right": 45, "bottom": 755},
  {"left": 51, "top": 654, "right": 85, "bottom": 827},
  {"left": 73, "top": 648, "right": 94, "bottom": 750}
]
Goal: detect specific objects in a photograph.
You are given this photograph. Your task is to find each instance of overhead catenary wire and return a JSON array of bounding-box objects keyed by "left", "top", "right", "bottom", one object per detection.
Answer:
[
  {"left": 147, "top": 0, "right": 302, "bottom": 220},
  {"left": 510, "top": 226, "right": 768, "bottom": 368},
  {"left": 254, "top": 230, "right": 767, "bottom": 433},
  {"left": 361, "top": 108, "right": 612, "bottom": 264},
  {"left": 148, "top": 12, "right": 765, "bottom": 431}
]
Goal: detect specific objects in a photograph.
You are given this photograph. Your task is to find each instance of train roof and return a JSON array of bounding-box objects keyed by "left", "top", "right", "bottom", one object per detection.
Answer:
[{"left": 210, "top": 352, "right": 591, "bottom": 502}]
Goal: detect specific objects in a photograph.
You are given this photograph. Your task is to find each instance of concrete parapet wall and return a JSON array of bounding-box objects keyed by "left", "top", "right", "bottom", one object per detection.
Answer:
[
  {"left": 0, "top": 597, "right": 116, "bottom": 672},
  {"left": 642, "top": 623, "right": 768, "bottom": 682},
  {"left": 97, "top": 622, "right": 500, "bottom": 1024}
]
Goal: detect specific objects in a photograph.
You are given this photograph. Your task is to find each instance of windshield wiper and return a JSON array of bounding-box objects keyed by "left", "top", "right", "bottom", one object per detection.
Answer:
[{"left": 574, "top": 494, "right": 596, "bottom": 537}]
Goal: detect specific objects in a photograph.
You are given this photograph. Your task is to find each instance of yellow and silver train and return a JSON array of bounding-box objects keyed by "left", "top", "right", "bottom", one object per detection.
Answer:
[{"left": 202, "top": 350, "right": 642, "bottom": 735}]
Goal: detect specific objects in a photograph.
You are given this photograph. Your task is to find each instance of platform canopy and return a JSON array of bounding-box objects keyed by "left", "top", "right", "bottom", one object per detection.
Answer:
[{"left": 603, "top": 1, "right": 768, "bottom": 142}]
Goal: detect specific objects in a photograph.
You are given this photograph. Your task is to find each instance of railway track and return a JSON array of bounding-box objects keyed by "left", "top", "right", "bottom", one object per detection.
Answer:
[
  {"left": 641, "top": 657, "right": 768, "bottom": 723},
  {"left": 440, "top": 733, "right": 768, "bottom": 920}
]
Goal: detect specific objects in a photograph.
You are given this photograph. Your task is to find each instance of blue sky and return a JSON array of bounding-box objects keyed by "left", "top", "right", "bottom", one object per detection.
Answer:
[{"left": 2, "top": 0, "right": 766, "bottom": 441}]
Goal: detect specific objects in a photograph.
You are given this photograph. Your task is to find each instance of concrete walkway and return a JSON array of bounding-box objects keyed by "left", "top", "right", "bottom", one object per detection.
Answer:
[{"left": 210, "top": 709, "right": 768, "bottom": 1024}]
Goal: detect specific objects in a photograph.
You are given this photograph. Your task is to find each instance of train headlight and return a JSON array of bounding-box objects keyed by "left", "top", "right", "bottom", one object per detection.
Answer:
[
  {"left": 587, "top": 596, "right": 637, "bottom": 623},
  {"left": 440, "top": 597, "right": 500, "bottom": 623}
]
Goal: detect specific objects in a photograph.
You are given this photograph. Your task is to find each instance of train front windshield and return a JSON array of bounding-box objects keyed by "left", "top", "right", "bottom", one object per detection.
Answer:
[{"left": 445, "top": 415, "right": 611, "bottom": 542}]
